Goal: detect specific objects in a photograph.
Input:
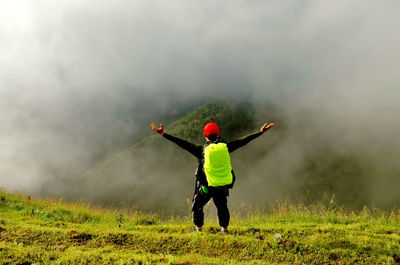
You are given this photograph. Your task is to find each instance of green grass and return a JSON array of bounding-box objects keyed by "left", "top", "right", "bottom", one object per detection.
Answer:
[{"left": 1, "top": 190, "right": 400, "bottom": 264}]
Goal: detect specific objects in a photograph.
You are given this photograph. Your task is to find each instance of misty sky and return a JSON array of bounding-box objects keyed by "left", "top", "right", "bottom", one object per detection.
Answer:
[{"left": 1, "top": 1, "right": 400, "bottom": 206}]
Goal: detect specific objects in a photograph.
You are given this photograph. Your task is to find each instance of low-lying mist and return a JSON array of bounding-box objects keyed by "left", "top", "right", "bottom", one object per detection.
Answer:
[{"left": 1, "top": 0, "right": 400, "bottom": 212}]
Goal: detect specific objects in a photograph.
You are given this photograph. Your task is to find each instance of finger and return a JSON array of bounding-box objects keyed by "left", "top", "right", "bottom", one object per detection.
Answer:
[
  {"left": 150, "top": 123, "right": 157, "bottom": 130},
  {"left": 261, "top": 123, "right": 267, "bottom": 130},
  {"left": 160, "top": 123, "right": 164, "bottom": 129}
]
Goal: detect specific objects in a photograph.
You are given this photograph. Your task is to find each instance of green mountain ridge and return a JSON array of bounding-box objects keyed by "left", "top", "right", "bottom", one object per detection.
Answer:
[
  {"left": 70, "top": 101, "right": 259, "bottom": 210},
  {"left": 81, "top": 101, "right": 256, "bottom": 182},
  {"left": 62, "top": 100, "right": 377, "bottom": 211}
]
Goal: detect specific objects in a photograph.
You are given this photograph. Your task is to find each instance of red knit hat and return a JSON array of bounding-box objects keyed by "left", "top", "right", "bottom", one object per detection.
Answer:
[{"left": 203, "top": 122, "right": 220, "bottom": 137}]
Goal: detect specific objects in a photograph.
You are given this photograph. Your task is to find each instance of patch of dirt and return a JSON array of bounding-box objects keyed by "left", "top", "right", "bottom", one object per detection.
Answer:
[
  {"left": 393, "top": 254, "right": 400, "bottom": 264},
  {"left": 69, "top": 231, "right": 93, "bottom": 243}
]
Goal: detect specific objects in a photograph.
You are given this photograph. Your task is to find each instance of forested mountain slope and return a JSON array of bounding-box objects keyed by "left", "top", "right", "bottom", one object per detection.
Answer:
[{"left": 72, "top": 101, "right": 260, "bottom": 212}]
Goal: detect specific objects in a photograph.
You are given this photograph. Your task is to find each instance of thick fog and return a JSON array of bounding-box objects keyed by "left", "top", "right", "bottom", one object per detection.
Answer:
[{"left": 1, "top": 0, "right": 399, "bottom": 210}]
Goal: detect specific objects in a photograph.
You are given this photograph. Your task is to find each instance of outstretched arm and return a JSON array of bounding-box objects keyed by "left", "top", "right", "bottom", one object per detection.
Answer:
[
  {"left": 227, "top": 122, "right": 276, "bottom": 153},
  {"left": 150, "top": 123, "right": 203, "bottom": 158}
]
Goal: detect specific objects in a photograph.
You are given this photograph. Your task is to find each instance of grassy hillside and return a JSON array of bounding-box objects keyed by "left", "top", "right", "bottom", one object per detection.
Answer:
[{"left": 1, "top": 189, "right": 400, "bottom": 264}]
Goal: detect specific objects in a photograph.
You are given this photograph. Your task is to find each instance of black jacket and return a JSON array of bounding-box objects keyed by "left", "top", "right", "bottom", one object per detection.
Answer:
[{"left": 163, "top": 130, "right": 263, "bottom": 189}]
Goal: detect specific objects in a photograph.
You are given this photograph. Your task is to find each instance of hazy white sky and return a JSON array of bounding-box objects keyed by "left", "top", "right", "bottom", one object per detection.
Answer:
[{"left": 1, "top": 1, "right": 399, "bottom": 205}]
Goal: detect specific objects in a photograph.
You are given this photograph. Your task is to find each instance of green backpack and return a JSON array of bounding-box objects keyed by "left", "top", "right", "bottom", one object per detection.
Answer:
[{"left": 203, "top": 142, "right": 233, "bottom": 187}]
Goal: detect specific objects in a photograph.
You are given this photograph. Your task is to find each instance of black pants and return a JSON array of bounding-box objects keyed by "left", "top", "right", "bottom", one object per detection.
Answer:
[{"left": 191, "top": 187, "right": 230, "bottom": 227}]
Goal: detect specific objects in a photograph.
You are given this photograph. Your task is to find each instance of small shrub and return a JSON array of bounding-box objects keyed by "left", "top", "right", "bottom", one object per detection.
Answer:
[{"left": 116, "top": 213, "right": 124, "bottom": 228}]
